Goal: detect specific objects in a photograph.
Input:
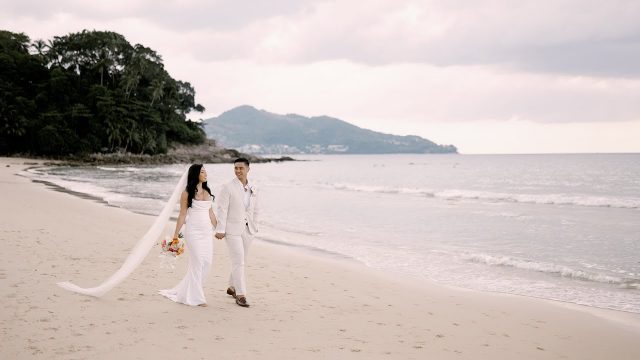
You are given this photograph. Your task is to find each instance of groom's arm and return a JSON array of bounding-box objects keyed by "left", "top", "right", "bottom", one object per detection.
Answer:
[
  {"left": 253, "top": 189, "right": 260, "bottom": 231},
  {"left": 215, "top": 184, "right": 230, "bottom": 236}
]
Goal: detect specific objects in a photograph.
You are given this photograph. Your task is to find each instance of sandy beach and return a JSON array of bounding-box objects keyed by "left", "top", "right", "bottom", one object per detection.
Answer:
[{"left": 1, "top": 157, "right": 639, "bottom": 359}]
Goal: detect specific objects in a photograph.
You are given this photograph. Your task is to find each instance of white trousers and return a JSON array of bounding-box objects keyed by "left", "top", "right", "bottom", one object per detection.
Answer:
[{"left": 225, "top": 228, "right": 253, "bottom": 296}]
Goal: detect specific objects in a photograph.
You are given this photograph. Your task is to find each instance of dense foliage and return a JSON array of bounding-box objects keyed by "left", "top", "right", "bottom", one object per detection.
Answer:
[{"left": 0, "top": 30, "right": 206, "bottom": 156}]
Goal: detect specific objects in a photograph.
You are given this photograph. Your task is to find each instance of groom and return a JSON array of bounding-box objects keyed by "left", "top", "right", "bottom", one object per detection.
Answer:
[{"left": 215, "top": 158, "right": 259, "bottom": 307}]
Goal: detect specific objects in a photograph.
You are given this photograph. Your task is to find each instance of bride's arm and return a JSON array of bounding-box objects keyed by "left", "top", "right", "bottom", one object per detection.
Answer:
[
  {"left": 209, "top": 205, "right": 217, "bottom": 228},
  {"left": 173, "top": 191, "right": 188, "bottom": 239}
]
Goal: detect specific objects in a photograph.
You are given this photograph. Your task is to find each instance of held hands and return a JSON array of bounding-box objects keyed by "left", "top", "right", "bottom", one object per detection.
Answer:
[{"left": 215, "top": 233, "right": 225, "bottom": 240}]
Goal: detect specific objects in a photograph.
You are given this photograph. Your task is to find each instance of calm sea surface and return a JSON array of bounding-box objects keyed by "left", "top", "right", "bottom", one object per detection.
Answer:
[{"left": 25, "top": 154, "right": 640, "bottom": 313}]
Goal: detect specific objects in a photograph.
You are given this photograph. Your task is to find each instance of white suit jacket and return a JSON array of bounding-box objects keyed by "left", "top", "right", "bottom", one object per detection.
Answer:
[{"left": 216, "top": 178, "right": 259, "bottom": 236}]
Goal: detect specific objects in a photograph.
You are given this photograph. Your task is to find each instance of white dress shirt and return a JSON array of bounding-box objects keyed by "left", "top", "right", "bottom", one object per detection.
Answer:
[{"left": 242, "top": 181, "right": 252, "bottom": 210}]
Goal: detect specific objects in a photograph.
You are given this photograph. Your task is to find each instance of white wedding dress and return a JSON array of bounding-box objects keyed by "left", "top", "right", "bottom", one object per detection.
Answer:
[
  {"left": 58, "top": 169, "right": 189, "bottom": 298},
  {"left": 159, "top": 199, "right": 213, "bottom": 306}
]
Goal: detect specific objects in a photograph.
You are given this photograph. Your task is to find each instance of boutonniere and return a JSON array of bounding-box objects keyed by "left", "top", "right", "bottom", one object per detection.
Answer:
[{"left": 249, "top": 185, "right": 257, "bottom": 196}]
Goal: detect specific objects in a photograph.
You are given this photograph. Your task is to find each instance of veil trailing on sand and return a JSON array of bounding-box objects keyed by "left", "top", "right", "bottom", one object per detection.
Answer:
[{"left": 57, "top": 168, "right": 188, "bottom": 297}]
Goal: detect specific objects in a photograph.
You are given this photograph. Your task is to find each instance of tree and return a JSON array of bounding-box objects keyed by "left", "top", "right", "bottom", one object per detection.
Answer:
[
  {"left": 0, "top": 29, "right": 206, "bottom": 156},
  {"left": 0, "top": 31, "right": 48, "bottom": 153},
  {"left": 149, "top": 79, "right": 164, "bottom": 108}
]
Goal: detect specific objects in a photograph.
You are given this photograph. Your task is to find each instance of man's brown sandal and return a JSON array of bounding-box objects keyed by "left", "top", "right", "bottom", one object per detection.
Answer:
[
  {"left": 235, "top": 296, "right": 250, "bottom": 307},
  {"left": 226, "top": 287, "right": 236, "bottom": 299}
]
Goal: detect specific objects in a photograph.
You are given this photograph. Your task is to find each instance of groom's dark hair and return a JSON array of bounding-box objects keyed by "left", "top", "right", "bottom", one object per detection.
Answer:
[{"left": 234, "top": 158, "right": 250, "bottom": 166}]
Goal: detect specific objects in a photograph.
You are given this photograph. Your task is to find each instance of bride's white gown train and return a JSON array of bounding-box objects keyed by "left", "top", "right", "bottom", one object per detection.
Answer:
[{"left": 159, "top": 199, "right": 213, "bottom": 306}]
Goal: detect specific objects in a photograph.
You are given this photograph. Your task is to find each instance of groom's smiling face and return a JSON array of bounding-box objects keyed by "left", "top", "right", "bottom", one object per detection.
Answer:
[{"left": 234, "top": 163, "right": 249, "bottom": 181}]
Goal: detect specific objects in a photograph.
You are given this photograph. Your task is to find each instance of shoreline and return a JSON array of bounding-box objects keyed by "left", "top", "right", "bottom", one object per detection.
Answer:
[
  {"left": 14, "top": 159, "right": 640, "bottom": 321},
  {"left": 2, "top": 139, "right": 295, "bottom": 166},
  {"left": 2, "top": 153, "right": 296, "bottom": 166},
  {"left": 2, "top": 157, "right": 640, "bottom": 359},
  {"left": 18, "top": 161, "right": 640, "bottom": 319}
]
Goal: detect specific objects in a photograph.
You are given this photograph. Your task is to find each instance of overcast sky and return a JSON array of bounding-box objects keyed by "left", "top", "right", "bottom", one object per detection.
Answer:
[{"left": 3, "top": 0, "right": 639, "bottom": 153}]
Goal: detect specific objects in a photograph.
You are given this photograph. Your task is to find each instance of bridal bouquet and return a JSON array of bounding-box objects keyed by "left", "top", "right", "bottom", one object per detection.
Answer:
[{"left": 159, "top": 233, "right": 185, "bottom": 269}]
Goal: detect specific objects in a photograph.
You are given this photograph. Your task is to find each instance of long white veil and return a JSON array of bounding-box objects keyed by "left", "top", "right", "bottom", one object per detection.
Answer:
[{"left": 57, "top": 168, "right": 188, "bottom": 297}]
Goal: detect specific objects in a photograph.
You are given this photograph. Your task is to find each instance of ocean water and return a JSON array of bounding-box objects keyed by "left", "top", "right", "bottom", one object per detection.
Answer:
[{"left": 24, "top": 154, "right": 640, "bottom": 313}]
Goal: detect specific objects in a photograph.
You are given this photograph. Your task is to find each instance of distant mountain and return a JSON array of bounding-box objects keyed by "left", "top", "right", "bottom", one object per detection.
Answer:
[{"left": 202, "top": 105, "right": 457, "bottom": 154}]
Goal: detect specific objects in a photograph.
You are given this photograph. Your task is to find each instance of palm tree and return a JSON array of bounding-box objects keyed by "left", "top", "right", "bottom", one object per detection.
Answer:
[
  {"left": 149, "top": 79, "right": 164, "bottom": 108},
  {"left": 31, "top": 39, "right": 48, "bottom": 58},
  {"left": 95, "top": 48, "right": 111, "bottom": 87}
]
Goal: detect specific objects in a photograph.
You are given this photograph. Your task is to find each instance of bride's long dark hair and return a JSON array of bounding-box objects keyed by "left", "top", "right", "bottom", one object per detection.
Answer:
[{"left": 186, "top": 164, "right": 212, "bottom": 208}]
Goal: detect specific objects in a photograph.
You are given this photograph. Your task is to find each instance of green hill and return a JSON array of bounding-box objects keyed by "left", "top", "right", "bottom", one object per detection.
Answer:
[{"left": 203, "top": 105, "right": 457, "bottom": 154}]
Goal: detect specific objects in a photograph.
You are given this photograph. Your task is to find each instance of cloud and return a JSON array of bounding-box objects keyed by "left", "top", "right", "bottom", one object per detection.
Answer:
[
  {"left": 381, "top": 118, "right": 640, "bottom": 154},
  {"left": 2, "top": 0, "right": 640, "bottom": 153},
  {"left": 272, "top": 0, "right": 640, "bottom": 77},
  {"left": 3, "top": 0, "right": 639, "bottom": 77},
  {"left": 1, "top": 0, "right": 317, "bottom": 31},
  {"left": 85, "top": 0, "right": 637, "bottom": 78},
  {"left": 186, "top": 60, "right": 640, "bottom": 124}
]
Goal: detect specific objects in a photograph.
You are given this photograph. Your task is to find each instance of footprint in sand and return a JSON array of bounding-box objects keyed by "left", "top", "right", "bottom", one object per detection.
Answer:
[{"left": 28, "top": 345, "right": 42, "bottom": 355}]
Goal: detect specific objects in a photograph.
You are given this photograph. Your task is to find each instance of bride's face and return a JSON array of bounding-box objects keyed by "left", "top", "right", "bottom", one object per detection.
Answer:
[{"left": 199, "top": 168, "right": 207, "bottom": 183}]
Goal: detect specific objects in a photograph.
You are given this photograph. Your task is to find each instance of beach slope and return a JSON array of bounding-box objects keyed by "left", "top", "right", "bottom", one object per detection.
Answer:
[{"left": 1, "top": 157, "right": 639, "bottom": 359}]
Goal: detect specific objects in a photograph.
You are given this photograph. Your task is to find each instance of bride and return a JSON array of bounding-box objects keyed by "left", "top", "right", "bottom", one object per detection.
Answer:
[
  {"left": 159, "top": 164, "right": 217, "bottom": 306},
  {"left": 57, "top": 163, "right": 216, "bottom": 307}
]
